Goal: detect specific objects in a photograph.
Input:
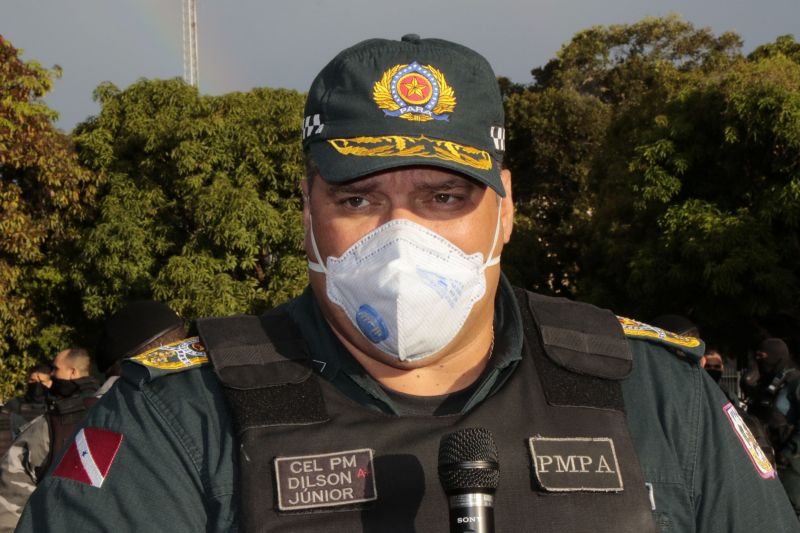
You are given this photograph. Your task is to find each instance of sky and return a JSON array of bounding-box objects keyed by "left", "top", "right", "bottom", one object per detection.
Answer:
[{"left": 4, "top": 0, "right": 799, "bottom": 131}]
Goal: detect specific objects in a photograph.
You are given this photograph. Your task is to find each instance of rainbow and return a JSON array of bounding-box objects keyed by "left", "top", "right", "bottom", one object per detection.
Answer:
[{"left": 132, "top": 0, "right": 236, "bottom": 93}]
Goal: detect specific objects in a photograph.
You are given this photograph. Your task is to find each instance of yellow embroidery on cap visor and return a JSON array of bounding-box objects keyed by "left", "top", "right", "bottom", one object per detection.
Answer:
[{"left": 327, "top": 135, "right": 492, "bottom": 171}]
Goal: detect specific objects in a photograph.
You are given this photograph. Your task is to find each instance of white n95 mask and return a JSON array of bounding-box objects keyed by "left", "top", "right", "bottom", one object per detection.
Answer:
[{"left": 308, "top": 202, "right": 502, "bottom": 362}]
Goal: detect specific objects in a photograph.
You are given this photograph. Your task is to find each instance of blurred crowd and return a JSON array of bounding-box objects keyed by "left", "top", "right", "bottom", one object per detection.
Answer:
[
  {"left": 651, "top": 314, "right": 800, "bottom": 515},
  {"left": 0, "top": 301, "right": 185, "bottom": 532}
]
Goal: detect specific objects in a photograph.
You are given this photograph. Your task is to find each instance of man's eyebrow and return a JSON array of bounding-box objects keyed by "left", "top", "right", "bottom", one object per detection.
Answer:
[
  {"left": 327, "top": 182, "right": 379, "bottom": 195},
  {"left": 415, "top": 179, "right": 470, "bottom": 191}
]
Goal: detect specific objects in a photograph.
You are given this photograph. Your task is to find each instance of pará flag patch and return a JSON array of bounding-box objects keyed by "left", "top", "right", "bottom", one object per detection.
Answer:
[{"left": 52, "top": 427, "right": 123, "bottom": 487}]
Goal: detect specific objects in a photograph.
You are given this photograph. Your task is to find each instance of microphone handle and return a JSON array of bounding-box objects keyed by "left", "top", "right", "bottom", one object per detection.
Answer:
[{"left": 448, "top": 492, "right": 495, "bottom": 533}]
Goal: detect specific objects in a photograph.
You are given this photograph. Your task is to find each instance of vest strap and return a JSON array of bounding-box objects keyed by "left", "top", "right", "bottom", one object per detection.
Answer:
[
  {"left": 520, "top": 289, "right": 633, "bottom": 380},
  {"left": 41, "top": 396, "right": 99, "bottom": 482},
  {"left": 516, "top": 288, "right": 628, "bottom": 411},
  {"left": 197, "top": 310, "right": 328, "bottom": 433}
]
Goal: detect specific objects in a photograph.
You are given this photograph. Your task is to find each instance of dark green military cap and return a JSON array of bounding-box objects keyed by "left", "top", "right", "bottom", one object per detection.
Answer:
[{"left": 302, "top": 34, "right": 507, "bottom": 196}]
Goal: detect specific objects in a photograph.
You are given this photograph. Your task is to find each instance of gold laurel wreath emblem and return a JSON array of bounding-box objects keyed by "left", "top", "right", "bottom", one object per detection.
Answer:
[{"left": 372, "top": 64, "right": 456, "bottom": 122}]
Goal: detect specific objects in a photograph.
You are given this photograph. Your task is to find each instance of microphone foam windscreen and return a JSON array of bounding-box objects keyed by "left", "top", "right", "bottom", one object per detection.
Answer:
[{"left": 438, "top": 427, "right": 499, "bottom": 492}]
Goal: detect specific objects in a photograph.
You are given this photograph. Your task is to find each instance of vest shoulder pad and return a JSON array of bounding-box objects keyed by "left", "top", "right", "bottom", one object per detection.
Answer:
[
  {"left": 617, "top": 316, "right": 706, "bottom": 363},
  {"left": 123, "top": 336, "right": 209, "bottom": 383},
  {"left": 522, "top": 290, "right": 633, "bottom": 380},
  {"left": 196, "top": 313, "right": 310, "bottom": 390}
]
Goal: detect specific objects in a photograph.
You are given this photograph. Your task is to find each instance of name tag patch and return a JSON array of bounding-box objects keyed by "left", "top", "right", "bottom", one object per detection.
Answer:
[
  {"left": 529, "top": 436, "right": 623, "bottom": 492},
  {"left": 274, "top": 448, "right": 377, "bottom": 511}
]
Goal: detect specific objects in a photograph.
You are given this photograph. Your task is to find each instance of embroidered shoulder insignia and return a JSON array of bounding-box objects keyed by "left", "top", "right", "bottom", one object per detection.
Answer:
[
  {"left": 618, "top": 316, "right": 705, "bottom": 361},
  {"left": 130, "top": 337, "right": 208, "bottom": 371},
  {"left": 722, "top": 403, "right": 776, "bottom": 479}
]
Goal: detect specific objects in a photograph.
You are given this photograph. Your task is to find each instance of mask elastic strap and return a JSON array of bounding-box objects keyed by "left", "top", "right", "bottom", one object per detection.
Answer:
[
  {"left": 307, "top": 213, "right": 327, "bottom": 274},
  {"left": 484, "top": 194, "right": 503, "bottom": 269}
]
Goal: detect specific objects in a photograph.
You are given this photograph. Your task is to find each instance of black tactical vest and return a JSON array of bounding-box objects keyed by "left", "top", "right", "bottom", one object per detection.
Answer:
[
  {"left": 198, "top": 289, "right": 657, "bottom": 533},
  {"left": 38, "top": 378, "right": 99, "bottom": 481}
]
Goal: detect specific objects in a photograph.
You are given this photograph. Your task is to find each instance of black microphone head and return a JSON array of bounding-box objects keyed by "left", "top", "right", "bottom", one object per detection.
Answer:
[{"left": 438, "top": 427, "right": 499, "bottom": 492}]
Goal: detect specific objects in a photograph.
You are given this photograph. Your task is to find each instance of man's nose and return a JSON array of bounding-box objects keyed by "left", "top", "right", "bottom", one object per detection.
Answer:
[{"left": 384, "top": 203, "right": 421, "bottom": 225}]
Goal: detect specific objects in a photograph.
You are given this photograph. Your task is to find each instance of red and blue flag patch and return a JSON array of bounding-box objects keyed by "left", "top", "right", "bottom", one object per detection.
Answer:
[{"left": 52, "top": 427, "right": 123, "bottom": 488}]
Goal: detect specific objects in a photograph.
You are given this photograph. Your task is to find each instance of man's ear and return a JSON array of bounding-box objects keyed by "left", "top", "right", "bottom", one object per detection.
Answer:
[
  {"left": 500, "top": 169, "right": 514, "bottom": 244},
  {"left": 301, "top": 177, "right": 312, "bottom": 233}
]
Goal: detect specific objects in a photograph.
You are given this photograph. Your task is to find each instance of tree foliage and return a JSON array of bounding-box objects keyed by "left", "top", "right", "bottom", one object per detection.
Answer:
[
  {"left": 0, "top": 35, "right": 307, "bottom": 399},
  {"left": 503, "top": 19, "right": 800, "bottom": 355},
  {"left": 72, "top": 79, "right": 307, "bottom": 321},
  {"left": 3, "top": 21, "right": 800, "bottom": 396},
  {"left": 0, "top": 35, "right": 99, "bottom": 399}
]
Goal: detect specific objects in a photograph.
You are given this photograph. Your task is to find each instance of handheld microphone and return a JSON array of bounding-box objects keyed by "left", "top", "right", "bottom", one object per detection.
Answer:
[{"left": 438, "top": 427, "right": 499, "bottom": 533}]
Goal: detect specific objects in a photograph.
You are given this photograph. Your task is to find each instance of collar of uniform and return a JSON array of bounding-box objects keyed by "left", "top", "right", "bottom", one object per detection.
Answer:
[
  {"left": 284, "top": 286, "right": 346, "bottom": 381},
  {"left": 284, "top": 273, "right": 524, "bottom": 415}
]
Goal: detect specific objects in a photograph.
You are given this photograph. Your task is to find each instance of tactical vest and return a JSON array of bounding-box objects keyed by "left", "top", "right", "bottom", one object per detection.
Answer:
[
  {"left": 38, "top": 379, "right": 99, "bottom": 481},
  {"left": 198, "top": 289, "right": 657, "bottom": 533}
]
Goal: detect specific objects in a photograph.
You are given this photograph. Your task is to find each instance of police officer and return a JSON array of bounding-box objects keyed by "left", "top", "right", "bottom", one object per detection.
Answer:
[
  {"left": 0, "top": 302, "right": 183, "bottom": 532},
  {"left": 0, "top": 348, "right": 98, "bottom": 532},
  {"left": 1, "top": 363, "right": 53, "bottom": 443},
  {"left": 746, "top": 337, "right": 800, "bottom": 515},
  {"left": 16, "top": 35, "right": 800, "bottom": 532}
]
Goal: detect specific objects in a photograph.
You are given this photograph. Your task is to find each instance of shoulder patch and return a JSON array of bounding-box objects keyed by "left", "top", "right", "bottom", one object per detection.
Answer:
[
  {"left": 618, "top": 316, "right": 705, "bottom": 361},
  {"left": 722, "top": 403, "right": 776, "bottom": 479},
  {"left": 130, "top": 336, "right": 208, "bottom": 370},
  {"left": 52, "top": 427, "right": 123, "bottom": 488}
]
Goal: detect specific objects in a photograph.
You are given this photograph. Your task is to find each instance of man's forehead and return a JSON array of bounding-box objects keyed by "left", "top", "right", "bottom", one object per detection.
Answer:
[{"left": 324, "top": 166, "right": 485, "bottom": 193}]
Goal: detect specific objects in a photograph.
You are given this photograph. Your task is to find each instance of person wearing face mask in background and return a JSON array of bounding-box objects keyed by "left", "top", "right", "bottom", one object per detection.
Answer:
[
  {"left": 1, "top": 364, "right": 53, "bottom": 446},
  {"left": 0, "top": 301, "right": 184, "bottom": 532},
  {"left": 0, "top": 349, "right": 96, "bottom": 533},
  {"left": 21, "top": 365, "right": 52, "bottom": 405},
  {"left": 743, "top": 338, "right": 800, "bottom": 516},
  {"left": 16, "top": 35, "right": 800, "bottom": 532},
  {"left": 704, "top": 347, "right": 776, "bottom": 469},
  {"left": 46, "top": 348, "right": 98, "bottom": 402},
  {"left": 701, "top": 349, "right": 725, "bottom": 383}
]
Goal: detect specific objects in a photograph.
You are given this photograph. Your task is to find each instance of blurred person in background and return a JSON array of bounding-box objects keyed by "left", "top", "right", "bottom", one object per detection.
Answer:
[
  {"left": 1, "top": 364, "right": 53, "bottom": 441},
  {"left": 704, "top": 347, "right": 776, "bottom": 468},
  {"left": 650, "top": 314, "right": 700, "bottom": 339},
  {"left": 0, "top": 348, "right": 96, "bottom": 533},
  {"left": 0, "top": 300, "right": 183, "bottom": 532},
  {"left": 93, "top": 300, "right": 185, "bottom": 397},
  {"left": 743, "top": 338, "right": 800, "bottom": 516}
]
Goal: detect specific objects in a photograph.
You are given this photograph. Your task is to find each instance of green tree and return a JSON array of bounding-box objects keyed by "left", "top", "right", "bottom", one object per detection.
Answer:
[
  {"left": 503, "top": 87, "right": 610, "bottom": 294},
  {"left": 616, "top": 51, "right": 798, "bottom": 316},
  {"left": 72, "top": 79, "right": 307, "bottom": 322},
  {"left": 503, "top": 15, "right": 742, "bottom": 298},
  {"left": 749, "top": 34, "right": 800, "bottom": 65},
  {"left": 0, "top": 35, "right": 99, "bottom": 400},
  {"left": 503, "top": 18, "right": 800, "bottom": 354}
]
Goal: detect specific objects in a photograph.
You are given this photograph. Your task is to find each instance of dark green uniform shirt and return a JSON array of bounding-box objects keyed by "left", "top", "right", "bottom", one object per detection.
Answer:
[{"left": 16, "top": 282, "right": 800, "bottom": 532}]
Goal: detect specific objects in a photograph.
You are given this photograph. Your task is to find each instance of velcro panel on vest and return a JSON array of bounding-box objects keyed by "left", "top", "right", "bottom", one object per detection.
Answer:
[
  {"left": 523, "top": 291, "right": 633, "bottom": 380},
  {"left": 197, "top": 314, "right": 310, "bottom": 389},
  {"left": 197, "top": 313, "right": 328, "bottom": 432},
  {"left": 515, "top": 288, "right": 626, "bottom": 411}
]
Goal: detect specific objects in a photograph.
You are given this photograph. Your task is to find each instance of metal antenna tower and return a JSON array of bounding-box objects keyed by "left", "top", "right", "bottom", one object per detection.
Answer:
[{"left": 182, "top": 0, "right": 199, "bottom": 87}]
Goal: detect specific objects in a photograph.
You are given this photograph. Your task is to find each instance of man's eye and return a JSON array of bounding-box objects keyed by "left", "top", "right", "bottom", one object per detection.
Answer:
[
  {"left": 342, "top": 196, "right": 368, "bottom": 208},
  {"left": 433, "top": 193, "right": 456, "bottom": 204}
]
